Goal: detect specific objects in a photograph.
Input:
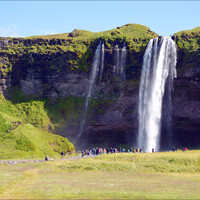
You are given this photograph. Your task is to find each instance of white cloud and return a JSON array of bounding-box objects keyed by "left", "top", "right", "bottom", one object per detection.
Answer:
[
  {"left": 0, "top": 25, "right": 20, "bottom": 37},
  {"left": 0, "top": 25, "right": 60, "bottom": 38}
]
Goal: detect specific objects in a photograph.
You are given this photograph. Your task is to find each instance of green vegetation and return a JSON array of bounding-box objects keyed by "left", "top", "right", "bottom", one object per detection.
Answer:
[
  {"left": 0, "top": 94, "right": 75, "bottom": 159},
  {"left": 175, "top": 26, "right": 200, "bottom": 52},
  {"left": 0, "top": 24, "right": 199, "bottom": 160},
  {"left": 174, "top": 27, "right": 200, "bottom": 77},
  {"left": 0, "top": 24, "right": 158, "bottom": 76},
  {"left": 0, "top": 89, "right": 114, "bottom": 159},
  {"left": 0, "top": 151, "right": 200, "bottom": 199},
  {"left": 24, "top": 24, "right": 157, "bottom": 41}
]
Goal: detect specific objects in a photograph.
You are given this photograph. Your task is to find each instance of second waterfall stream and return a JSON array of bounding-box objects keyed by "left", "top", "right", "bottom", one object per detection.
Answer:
[{"left": 77, "top": 41, "right": 103, "bottom": 138}]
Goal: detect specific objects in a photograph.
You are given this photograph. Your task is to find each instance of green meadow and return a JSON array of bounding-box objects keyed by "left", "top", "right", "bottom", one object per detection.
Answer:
[{"left": 0, "top": 151, "right": 200, "bottom": 199}]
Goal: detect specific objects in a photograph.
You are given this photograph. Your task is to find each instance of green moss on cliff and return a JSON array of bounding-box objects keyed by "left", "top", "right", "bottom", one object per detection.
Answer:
[
  {"left": 174, "top": 27, "right": 200, "bottom": 78},
  {"left": 0, "top": 24, "right": 158, "bottom": 76},
  {"left": 0, "top": 88, "right": 117, "bottom": 159}
]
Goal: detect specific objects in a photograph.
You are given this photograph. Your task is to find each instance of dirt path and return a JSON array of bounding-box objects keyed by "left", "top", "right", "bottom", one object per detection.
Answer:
[{"left": 0, "top": 155, "right": 98, "bottom": 165}]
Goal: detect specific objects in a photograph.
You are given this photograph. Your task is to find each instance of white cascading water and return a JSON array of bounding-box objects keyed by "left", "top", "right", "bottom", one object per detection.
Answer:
[
  {"left": 113, "top": 43, "right": 127, "bottom": 80},
  {"left": 119, "top": 42, "right": 127, "bottom": 80},
  {"left": 77, "top": 41, "right": 102, "bottom": 138},
  {"left": 113, "top": 45, "right": 120, "bottom": 75},
  {"left": 138, "top": 36, "right": 177, "bottom": 152},
  {"left": 99, "top": 42, "right": 105, "bottom": 80}
]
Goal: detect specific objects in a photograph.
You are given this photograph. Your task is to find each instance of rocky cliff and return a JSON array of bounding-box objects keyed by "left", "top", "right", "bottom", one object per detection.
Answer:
[
  {"left": 0, "top": 24, "right": 199, "bottom": 150},
  {"left": 172, "top": 28, "right": 200, "bottom": 148}
]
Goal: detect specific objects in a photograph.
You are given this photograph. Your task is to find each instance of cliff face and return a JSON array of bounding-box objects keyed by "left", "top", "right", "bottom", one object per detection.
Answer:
[
  {"left": 172, "top": 28, "right": 200, "bottom": 147},
  {"left": 0, "top": 24, "right": 199, "bottom": 149},
  {"left": 0, "top": 24, "right": 155, "bottom": 98}
]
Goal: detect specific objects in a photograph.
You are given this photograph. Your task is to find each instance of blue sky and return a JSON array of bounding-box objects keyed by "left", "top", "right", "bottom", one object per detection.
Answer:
[{"left": 0, "top": 1, "right": 200, "bottom": 37}]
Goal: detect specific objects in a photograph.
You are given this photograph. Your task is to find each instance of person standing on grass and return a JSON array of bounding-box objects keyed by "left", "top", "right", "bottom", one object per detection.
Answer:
[
  {"left": 96, "top": 147, "right": 99, "bottom": 155},
  {"left": 82, "top": 150, "right": 84, "bottom": 157},
  {"left": 61, "top": 151, "right": 64, "bottom": 158},
  {"left": 152, "top": 148, "right": 155, "bottom": 153},
  {"left": 184, "top": 147, "right": 187, "bottom": 151},
  {"left": 106, "top": 148, "right": 109, "bottom": 154}
]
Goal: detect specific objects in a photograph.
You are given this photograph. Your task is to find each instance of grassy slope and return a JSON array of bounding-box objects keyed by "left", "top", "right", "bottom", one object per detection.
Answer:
[
  {"left": 175, "top": 26, "right": 200, "bottom": 51},
  {"left": 0, "top": 94, "right": 74, "bottom": 159},
  {"left": 26, "top": 23, "right": 156, "bottom": 40},
  {"left": 0, "top": 90, "right": 111, "bottom": 159},
  {"left": 0, "top": 151, "right": 199, "bottom": 199},
  {"left": 175, "top": 26, "right": 200, "bottom": 36}
]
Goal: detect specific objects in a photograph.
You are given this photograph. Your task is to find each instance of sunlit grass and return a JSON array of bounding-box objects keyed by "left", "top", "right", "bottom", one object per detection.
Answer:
[
  {"left": 0, "top": 150, "right": 200, "bottom": 199},
  {"left": 0, "top": 95, "right": 74, "bottom": 159}
]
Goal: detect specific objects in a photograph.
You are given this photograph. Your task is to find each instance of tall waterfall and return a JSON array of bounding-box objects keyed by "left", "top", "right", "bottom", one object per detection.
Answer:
[
  {"left": 77, "top": 41, "right": 102, "bottom": 138},
  {"left": 138, "top": 36, "right": 177, "bottom": 152}
]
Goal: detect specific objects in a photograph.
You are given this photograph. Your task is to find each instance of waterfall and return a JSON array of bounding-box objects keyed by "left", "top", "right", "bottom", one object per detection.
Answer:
[
  {"left": 77, "top": 41, "right": 102, "bottom": 138},
  {"left": 113, "top": 45, "right": 120, "bottom": 75},
  {"left": 99, "top": 42, "right": 105, "bottom": 80},
  {"left": 119, "top": 42, "right": 127, "bottom": 81},
  {"left": 113, "top": 43, "right": 127, "bottom": 80},
  {"left": 138, "top": 36, "right": 177, "bottom": 152}
]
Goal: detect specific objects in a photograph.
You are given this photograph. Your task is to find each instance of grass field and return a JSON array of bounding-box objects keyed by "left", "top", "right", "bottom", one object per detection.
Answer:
[{"left": 0, "top": 150, "right": 200, "bottom": 199}]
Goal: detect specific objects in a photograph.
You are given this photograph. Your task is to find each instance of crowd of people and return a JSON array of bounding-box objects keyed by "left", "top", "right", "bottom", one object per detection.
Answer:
[
  {"left": 81, "top": 147, "right": 143, "bottom": 157},
  {"left": 80, "top": 146, "right": 188, "bottom": 157}
]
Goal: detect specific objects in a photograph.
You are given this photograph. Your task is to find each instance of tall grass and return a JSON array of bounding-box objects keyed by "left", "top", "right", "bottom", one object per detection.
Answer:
[{"left": 54, "top": 151, "right": 200, "bottom": 174}]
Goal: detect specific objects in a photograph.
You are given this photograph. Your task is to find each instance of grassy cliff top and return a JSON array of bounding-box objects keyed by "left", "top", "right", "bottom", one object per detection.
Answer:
[
  {"left": 0, "top": 23, "right": 158, "bottom": 41},
  {"left": 175, "top": 26, "right": 200, "bottom": 36},
  {"left": 30, "top": 23, "right": 157, "bottom": 39},
  {"left": 0, "top": 23, "right": 158, "bottom": 74},
  {"left": 174, "top": 26, "right": 200, "bottom": 52}
]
